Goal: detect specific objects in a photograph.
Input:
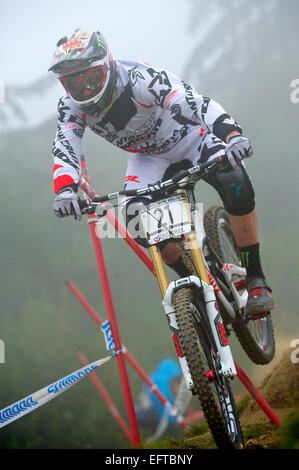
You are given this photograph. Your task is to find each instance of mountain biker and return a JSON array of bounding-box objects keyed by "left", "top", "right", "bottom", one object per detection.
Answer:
[{"left": 49, "top": 29, "right": 273, "bottom": 317}]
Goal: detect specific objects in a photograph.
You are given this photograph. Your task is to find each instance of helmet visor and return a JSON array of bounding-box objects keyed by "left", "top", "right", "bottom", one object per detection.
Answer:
[{"left": 60, "top": 65, "right": 106, "bottom": 101}]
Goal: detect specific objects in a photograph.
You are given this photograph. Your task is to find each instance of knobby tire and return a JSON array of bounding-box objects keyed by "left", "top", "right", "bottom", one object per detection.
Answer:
[
  {"left": 173, "top": 287, "right": 243, "bottom": 449},
  {"left": 204, "top": 206, "right": 275, "bottom": 365}
]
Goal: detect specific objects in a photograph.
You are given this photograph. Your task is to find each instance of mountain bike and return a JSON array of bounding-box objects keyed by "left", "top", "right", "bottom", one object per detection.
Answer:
[{"left": 80, "top": 156, "right": 275, "bottom": 449}]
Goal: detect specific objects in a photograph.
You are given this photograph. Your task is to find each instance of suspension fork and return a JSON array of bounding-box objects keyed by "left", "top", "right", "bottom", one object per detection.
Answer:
[
  {"left": 145, "top": 197, "right": 237, "bottom": 379},
  {"left": 180, "top": 194, "right": 237, "bottom": 377},
  {"left": 148, "top": 245, "right": 169, "bottom": 297},
  {"left": 147, "top": 232, "right": 209, "bottom": 296},
  {"left": 148, "top": 245, "right": 195, "bottom": 390}
]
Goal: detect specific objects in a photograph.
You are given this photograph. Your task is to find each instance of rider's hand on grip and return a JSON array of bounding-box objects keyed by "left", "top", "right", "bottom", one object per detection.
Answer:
[
  {"left": 53, "top": 186, "right": 82, "bottom": 221},
  {"left": 78, "top": 198, "right": 96, "bottom": 215},
  {"left": 225, "top": 135, "right": 253, "bottom": 169}
]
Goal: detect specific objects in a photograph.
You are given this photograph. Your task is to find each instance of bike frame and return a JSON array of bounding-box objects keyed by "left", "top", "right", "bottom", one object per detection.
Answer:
[
  {"left": 77, "top": 156, "right": 281, "bottom": 437},
  {"left": 81, "top": 158, "right": 248, "bottom": 387},
  {"left": 139, "top": 186, "right": 245, "bottom": 386}
]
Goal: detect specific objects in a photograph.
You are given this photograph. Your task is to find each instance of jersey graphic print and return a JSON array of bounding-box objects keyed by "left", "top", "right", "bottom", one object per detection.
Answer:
[
  {"left": 146, "top": 68, "right": 172, "bottom": 108},
  {"left": 52, "top": 59, "right": 242, "bottom": 193}
]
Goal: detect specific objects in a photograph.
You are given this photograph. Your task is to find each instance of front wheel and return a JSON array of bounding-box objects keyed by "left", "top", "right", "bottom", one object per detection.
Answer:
[
  {"left": 173, "top": 287, "right": 243, "bottom": 449},
  {"left": 204, "top": 206, "right": 275, "bottom": 365}
]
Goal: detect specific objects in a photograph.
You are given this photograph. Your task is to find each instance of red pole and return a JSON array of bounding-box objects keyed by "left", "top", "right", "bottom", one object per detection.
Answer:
[
  {"left": 89, "top": 209, "right": 140, "bottom": 447},
  {"left": 105, "top": 209, "right": 156, "bottom": 276},
  {"left": 78, "top": 352, "right": 132, "bottom": 443},
  {"left": 80, "top": 160, "right": 141, "bottom": 448},
  {"left": 66, "top": 281, "right": 102, "bottom": 327},
  {"left": 180, "top": 410, "right": 204, "bottom": 428},
  {"left": 66, "top": 281, "right": 176, "bottom": 417},
  {"left": 123, "top": 352, "right": 177, "bottom": 417},
  {"left": 79, "top": 166, "right": 156, "bottom": 277},
  {"left": 234, "top": 361, "right": 282, "bottom": 426}
]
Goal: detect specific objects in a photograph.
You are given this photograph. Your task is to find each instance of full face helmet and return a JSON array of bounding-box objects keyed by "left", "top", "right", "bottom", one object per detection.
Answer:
[{"left": 49, "top": 29, "right": 117, "bottom": 115}]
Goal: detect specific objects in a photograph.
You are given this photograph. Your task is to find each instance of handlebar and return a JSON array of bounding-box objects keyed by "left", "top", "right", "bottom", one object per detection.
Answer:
[{"left": 79, "top": 155, "right": 229, "bottom": 212}]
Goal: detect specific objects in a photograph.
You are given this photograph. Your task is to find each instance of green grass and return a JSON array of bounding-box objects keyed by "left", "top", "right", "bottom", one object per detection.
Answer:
[
  {"left": 139, "top": 421, "right": 215, "bottom": 450},
  {"left": 236, "top": 395, "right": 251, "bottom": 416},
  {"left": 242, "top": 423, "right": 271, "bottom": 440},
  {"left": 280, "top": 403, "right": 299, "bottom": 449}
]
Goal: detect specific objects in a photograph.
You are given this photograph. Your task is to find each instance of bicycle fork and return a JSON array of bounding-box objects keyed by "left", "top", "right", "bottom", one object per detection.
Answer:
[{"left": 149, "top": 237, "right": 237, "bottom": 392}]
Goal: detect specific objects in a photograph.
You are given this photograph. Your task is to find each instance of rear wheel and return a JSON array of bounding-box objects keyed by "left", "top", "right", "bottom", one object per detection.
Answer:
[
  {"left": 204, "top": 206, "right": 275, "bottom": 365},
  {"left": 173, "top": 287, "right": 243, "bottom": 449}
]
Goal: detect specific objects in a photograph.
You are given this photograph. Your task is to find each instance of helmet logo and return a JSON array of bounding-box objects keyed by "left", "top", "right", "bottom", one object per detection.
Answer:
[
  {"left": 62, "top": 37, "right": 83, "bottom": 52},
  {"left": 61, "top": 30, "right": 92, "bottom": 54},
  {"left": 96, "top": 36, "right": 107, "bottom": 52}
]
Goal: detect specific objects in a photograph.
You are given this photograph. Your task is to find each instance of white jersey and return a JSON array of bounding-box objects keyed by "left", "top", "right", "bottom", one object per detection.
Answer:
[{"left": 52, "top": 59, "right": 241, "bottom": 193}]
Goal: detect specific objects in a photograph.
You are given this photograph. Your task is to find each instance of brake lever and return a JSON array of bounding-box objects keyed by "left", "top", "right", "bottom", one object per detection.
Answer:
[{"left": 79, "top": 198, "right": 95, "bottom": 214}]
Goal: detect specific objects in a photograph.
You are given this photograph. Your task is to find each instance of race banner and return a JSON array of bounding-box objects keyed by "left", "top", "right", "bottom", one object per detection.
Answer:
[{"left": 0, "top": 355, "right": 112, "bottom": 428}]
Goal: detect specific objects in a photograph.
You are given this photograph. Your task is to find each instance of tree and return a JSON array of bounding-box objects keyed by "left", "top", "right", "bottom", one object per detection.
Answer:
[
  {"left": 184, "top": 0, "right": 299, "bottom": 336},
  {"left": 186, "top": 0, "right": 299, "bottom": 91}
]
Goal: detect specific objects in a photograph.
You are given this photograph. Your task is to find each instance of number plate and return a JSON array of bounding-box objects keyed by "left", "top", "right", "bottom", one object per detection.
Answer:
[{"left": 140, "top": 196, "right": 193, "bottom": 245}]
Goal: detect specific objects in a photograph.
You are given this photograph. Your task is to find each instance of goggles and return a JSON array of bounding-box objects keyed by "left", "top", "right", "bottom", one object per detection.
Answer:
[{"left": 60, "top": 65, "right": 106, "bottom": 101}]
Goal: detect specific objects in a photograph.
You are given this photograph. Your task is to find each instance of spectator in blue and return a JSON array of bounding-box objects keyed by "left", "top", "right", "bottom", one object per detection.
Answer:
[{"left": 135, "top": 358, "right": 182, "bottom": 436}]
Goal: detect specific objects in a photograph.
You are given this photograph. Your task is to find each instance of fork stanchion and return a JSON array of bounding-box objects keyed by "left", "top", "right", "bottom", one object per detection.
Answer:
[
  {"left": 78, "top": 352, "right": 133, "bottom": 443},
  {"left": 234, "top": 361, "right": 282, "bottom": 426}
]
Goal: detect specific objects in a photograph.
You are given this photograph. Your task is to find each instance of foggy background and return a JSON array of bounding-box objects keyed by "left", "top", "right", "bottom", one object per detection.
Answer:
[
  {"left": 1, "top": 0, "right": 193, "bottom": 85},
  {"left": 0, "top": 0, "right": 298, "bottom": 449}
]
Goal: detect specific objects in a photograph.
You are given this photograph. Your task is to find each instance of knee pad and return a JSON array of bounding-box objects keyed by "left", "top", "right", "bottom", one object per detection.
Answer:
[{"left": 205, "top": 165, "right": 255, "bottom": 216}]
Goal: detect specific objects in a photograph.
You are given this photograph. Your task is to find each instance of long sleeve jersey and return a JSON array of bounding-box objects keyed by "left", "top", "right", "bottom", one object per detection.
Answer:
[{"left": 52, "top": 59, "right": 242, "bottom": 194}]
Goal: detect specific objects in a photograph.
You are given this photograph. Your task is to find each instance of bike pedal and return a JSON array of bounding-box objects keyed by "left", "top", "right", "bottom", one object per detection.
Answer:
[
  {"left": 234, "top": 279, "right": 247, "bottom": 291},
  {"left": 250, "top": 311, "right": 271, "bottom": 321}
]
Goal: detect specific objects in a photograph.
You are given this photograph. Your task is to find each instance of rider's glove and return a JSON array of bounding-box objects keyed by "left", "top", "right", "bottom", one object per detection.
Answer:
[
  {"left": 53, "top": 186, "right": 82, "bottom": 221},
  {"left": 225, "top": 135, "right": 253, "bottom": 169}
]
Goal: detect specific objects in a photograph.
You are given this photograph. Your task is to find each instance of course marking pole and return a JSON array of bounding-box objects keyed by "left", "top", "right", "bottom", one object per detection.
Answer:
[
  {"left": 79, "top": 168, "right": 156, "bottom": 276},
  {"left": 78, "top": 352, "right": 132, "bottom": 442},
  {"left": 66, "top": 281, "right": 178, "bottom": 419},
  {"left": 81, "top": 157, "right": 141, "bottom": 447},
  {"left": 234, "top": 361, "right": 282, "bottom": 426}
]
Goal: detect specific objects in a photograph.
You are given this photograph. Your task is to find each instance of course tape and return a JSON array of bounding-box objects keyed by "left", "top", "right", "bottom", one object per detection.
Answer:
[{"left": 0, "top": 355, "right": 112, "bottom": 429}]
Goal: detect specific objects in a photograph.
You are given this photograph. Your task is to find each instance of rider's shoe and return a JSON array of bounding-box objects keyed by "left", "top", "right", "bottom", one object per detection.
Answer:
[{"left": 245, "top": 277, "right": 274, "bottom": 318}]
